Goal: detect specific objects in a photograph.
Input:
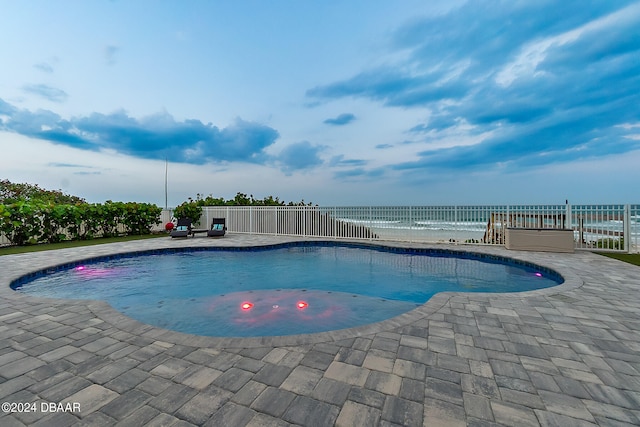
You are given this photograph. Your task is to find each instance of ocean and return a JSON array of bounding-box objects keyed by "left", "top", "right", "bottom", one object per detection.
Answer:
[{"left": 325, "top": 205, "right": 639, "bottom": 249}]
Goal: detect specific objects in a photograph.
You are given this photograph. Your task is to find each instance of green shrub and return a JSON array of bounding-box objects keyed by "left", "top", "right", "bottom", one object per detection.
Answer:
[
  {"left": 39, "top": 202, "right": 82, "bottom": 243},
  {"left": 173, "top": 201, "right": 203, "bottom": 226},
  {"left": 185, "top": 192, "right": 314, "bottom": 207},
  {"left": 0, "top": 179, "right": 85, "bottom": 204},
  {"left": 88, "top": 202, "right": 121, "bottom": 238},
  {"left": 1, "top": 200, "right": 162, "bottom": 245},
  {"left": 0, "top": 181, "right": 162, "bottom": 246},
  {"left": 122, "top": 202, "right": 162, "bottom": 235},
  {"left": 0, "top": 201, "right": 43, "bottom": 245}
]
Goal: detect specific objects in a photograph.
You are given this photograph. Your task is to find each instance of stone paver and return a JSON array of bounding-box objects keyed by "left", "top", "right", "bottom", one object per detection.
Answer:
[{"left": 1, "top": 235, "right": 640, "bottom": 425}]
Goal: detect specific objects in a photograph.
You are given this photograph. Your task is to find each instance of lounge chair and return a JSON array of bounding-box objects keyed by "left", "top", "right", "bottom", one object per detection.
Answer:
[
  {"left": 170, "top": 218, "right": 192, "bottom": 238},
  {"left": 207, "top": 218, "right": 227, "bottom": 237}
]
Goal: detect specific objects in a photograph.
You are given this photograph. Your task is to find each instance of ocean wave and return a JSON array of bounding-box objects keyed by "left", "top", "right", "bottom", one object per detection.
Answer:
[
  {"left": 371, "top": 225, "right": 486, "bottom": 233},
  {"left": 413, "top": 221, "right": 486, "bottom": 232},
  {"left": 335, "top": 216, "right": 638, "bottom": 238},
  {"left": 337, "top": 219, "right": 402, "bottom": 225}
]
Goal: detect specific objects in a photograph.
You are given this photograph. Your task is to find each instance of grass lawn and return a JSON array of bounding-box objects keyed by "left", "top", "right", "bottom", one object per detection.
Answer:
[
  {"left": 598, "top": 252, "right": 640, "bottom": 267},
  {"left": 0, "top": 233, "right": 168, "bottom": 256}
]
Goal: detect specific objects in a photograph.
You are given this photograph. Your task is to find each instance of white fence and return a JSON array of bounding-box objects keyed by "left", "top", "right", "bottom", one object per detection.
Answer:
[
  {"left": 3, "top": 204, "right": 638, "bottom": 253},
  {"left": 158, "top": 204, "right": 639, "bottom": 253}
]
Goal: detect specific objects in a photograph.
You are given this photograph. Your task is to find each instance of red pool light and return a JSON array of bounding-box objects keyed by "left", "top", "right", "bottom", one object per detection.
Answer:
[
  {"left": 75, "top": 266, "right": 86, "bottom": 271},
  {"left": 241, "top": 302, "right": 254, "bottom": 310},
  {"left": 297, "top": 301, "right": 309, "bottom": 309}
]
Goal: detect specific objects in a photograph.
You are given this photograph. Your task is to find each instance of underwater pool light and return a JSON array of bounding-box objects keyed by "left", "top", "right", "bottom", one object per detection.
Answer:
[
  {"left": 241, "top": 302, "right": 254, "bottom": 310},
  {"left": 297, "top": 301, "right": 309, "bottom": 309}
]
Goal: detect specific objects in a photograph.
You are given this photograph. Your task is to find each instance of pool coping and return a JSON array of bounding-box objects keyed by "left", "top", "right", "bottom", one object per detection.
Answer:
[{"left": 0, "top": 235, "right": 583, "bottom": 349}]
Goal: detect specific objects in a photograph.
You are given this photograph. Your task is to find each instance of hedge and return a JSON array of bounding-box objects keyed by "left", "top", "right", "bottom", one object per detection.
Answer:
[{"left": 0, "top": 201, "right": 162, "bottom": 246}]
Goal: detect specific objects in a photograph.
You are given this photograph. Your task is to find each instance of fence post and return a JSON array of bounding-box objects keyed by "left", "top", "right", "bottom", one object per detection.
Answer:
[
  {"left": 504, "top": 205, "right": 510, "bottom": 245},
  {"left": 624, "top": 204, "right": 631, "bottom": 253},
  {"left": 454, "top": 205, "right": 458, "bottom": 244},
  {"left": 565, "top": 202, "right": 572, "bottom": 247},
  {"left": 274, "top": 207, "right": 278, "bottom": 236},
  {"left": 409, "top": 206, "right": 413, "bottom": 243}
]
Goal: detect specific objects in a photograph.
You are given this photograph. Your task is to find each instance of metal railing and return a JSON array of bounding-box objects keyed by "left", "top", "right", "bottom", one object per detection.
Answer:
[
  {"left": 163, "top": 204, "right": 638, "bottom": 253},
  {"left": 632, "top": 204, "right": 639, "bottom": 253}
]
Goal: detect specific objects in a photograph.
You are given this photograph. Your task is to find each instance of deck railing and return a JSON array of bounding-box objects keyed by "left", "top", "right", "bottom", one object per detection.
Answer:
[
  {"left": 2, "top": 204, "right": 637, "bottom": 253},
  {"left": 157, "top": 204, "right": 638, "bottom": 253}
]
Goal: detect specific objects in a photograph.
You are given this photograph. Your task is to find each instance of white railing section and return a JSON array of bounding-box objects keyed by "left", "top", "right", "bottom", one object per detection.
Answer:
[
  {"left": 571, "top": 204, "right": 625, "bottom": 252},
  {"left": 180, "top": 204, "right": 638, "bottom": 253},
  {"left": 632, "top": 204, "right": 639, "bottom": 254}
]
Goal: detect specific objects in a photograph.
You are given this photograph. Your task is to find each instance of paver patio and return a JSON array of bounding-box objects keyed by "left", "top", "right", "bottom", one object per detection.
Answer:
[{"left": 1, "top": 235, "right": 639, "bottom": 426}]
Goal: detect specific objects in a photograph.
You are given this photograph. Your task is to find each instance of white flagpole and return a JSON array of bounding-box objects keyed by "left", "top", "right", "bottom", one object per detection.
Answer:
[{"left": 165, "top": 158, "right": 168, "bottom": 210}]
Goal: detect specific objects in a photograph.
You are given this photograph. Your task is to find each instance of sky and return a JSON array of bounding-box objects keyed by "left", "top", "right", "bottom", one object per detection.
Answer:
[{"left": 1, "top": 0, "right": 639, "bottom": 207}]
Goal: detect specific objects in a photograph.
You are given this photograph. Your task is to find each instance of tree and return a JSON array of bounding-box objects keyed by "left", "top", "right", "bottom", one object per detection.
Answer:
[
  {"left": 180, "top": 192, "right": 316, "bottom": 207},
  {"left": 0, "top": 179, "right": 85, "bottom": 204}
]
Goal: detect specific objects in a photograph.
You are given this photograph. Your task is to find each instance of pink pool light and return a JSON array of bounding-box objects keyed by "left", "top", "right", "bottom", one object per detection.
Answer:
[{"left": 74, "top": 265, "right": 120, "bottom": 278}]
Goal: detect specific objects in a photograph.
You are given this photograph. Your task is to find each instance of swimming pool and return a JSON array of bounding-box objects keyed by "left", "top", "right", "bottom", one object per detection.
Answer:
[{"left": 12, "top": 242, "right": 563, "bottom": 337}]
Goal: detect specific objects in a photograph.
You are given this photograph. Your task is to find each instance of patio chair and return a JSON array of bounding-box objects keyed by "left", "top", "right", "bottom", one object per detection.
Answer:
[
  {"left": 207, "top": 218, "right": 227, "bottom": 237},
  {"left": 170, "top": 218, "right": 192, "bottom": 238}
]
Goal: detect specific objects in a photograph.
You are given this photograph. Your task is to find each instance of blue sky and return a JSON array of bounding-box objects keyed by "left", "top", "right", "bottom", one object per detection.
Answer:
[{"left": 1, "top": 0, "right": 639, "bottom": 206}]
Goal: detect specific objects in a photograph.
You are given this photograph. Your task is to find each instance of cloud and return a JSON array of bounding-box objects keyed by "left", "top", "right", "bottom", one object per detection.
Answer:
[
  {"left": 0, "top": 98, "right": 16, "bottom": 116},
  {"left": 22, "top": 84, "right": 68, "bottom": 103},
  {"left": 73, "top": 171, "right": 102, "bottom": 176},
  {"left": 278, "top": 141, "right": 324, "bottom": 172},
  {"left": 34, "top": 62, "right": 54, "bottom": 73},
  {"left": 375, "top": 143, "right": 393, "bottom": 149},
  {"left": 323, "top": 113, "right": 356, "bottom": 126},
  {"left": 333, "top": 167, "right": 385, "bottom": 180},
  {"left": 0, "top": 98, "right": 280, "bottom": 165},
  {"left": 48, "top": 162, "right": 89, "bottom": 168},
  {"left": 104, "top": 45, "right": 119, "bottom": 65},
  {"left": 329, "top": 155, "right": 367, "bottom": 167},
  {"left": 307, "top": 1, "right": 640, "bottom": 173}
]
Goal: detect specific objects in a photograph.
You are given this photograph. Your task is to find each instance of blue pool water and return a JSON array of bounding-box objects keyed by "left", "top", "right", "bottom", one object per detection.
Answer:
[{"left": 12, "top": 243, "right": 563, "bottom": 337}]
